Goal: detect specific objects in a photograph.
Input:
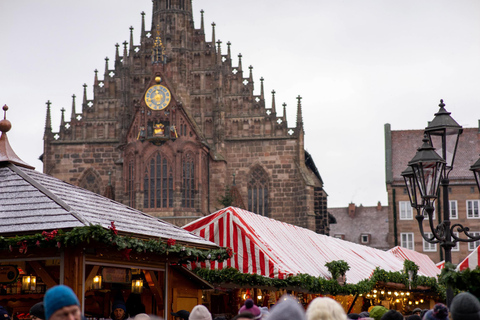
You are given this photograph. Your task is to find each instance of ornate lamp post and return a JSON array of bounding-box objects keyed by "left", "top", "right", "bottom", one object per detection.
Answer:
[{"left": 405, "top": 100, "right": 480, "bottom": 307}]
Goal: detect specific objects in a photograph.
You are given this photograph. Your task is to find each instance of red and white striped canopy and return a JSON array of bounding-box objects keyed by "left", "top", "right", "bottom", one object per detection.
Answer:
[
  {"left": 388, "top": 246, "right": 440, "bottom": 277},
  {"left": 457, "top": 245, "right": 480, "bottom": 271},
  {"left": 183, "top": 207, "right": 436, "bottom": 284}
]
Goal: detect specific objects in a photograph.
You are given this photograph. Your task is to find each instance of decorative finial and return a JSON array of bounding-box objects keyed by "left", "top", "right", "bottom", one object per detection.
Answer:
[
  {"left": 0, "top": 105, "right": 12, "bottom": 133},
  {"left": 272, "top": 90, "right": 275, "bottom": 95},
  {"left": 439, "top": 99, "right": 445, "bottom": 108}
]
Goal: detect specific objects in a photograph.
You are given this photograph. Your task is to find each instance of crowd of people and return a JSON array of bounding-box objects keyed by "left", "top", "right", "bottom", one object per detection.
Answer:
[{"left": 1, "top": 285, "right": 480, "bottom": 320}]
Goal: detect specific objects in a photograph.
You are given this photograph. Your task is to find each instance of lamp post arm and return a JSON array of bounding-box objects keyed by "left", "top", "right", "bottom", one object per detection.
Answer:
[
  {"left": 416, "top": 212, "right": 441, "bottom": 244},
  {"left": 451, "top": 224, "right": 480, "bottom": 242}
]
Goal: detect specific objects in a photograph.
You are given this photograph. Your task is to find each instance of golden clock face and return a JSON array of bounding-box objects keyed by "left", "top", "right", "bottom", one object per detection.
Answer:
[{"left": 145, "top": 85, "right": 171, "bottom": 110}]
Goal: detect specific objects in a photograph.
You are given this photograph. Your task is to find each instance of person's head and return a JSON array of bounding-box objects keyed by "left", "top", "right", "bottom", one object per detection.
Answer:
[
  {"left": 239, "top": 299, "right": 261, "bottom": 319},
  {"left": 189, "top": 305, "right": 212, "bottom": 320},
  {"left": 306, "top": 297, "right": 346, "bottom": 320},
  {"left": 450, "top": 292, "right": 480, "bottom": 320},
  {"left": 30, "top": 302, "right": 45, "bottom": 320},
  {"left": 411, "top": 308, "right": 421, "bottom": 316},
  {"left": 112, "top": 302, "right": 127, "bottom": 320},
  {"left": 369, "top": 306, "right": 388, "bottom": 320},
  {"left": 0, "top": 306, "right": 10, "bottom": 320},
  {"left": 379, "top": 310, "right": 402, "bottom": 320},
  {"left": 232, "top": 313, "right": 255, "bottom": 320},
  {"left": 171, "top": 310, "right": 190, "bottom": 320},
  {"left": 43, "top": 285, "right": 81, "bottom": 320},
  {"left": 422, "top": 304, "right": 449, "bottom": 320},
  {"left": 133, "top": 313, "right": 150, "bottom": 320},
  {"left": 268, "top": 295, "right": 305, "bottom": 320}
]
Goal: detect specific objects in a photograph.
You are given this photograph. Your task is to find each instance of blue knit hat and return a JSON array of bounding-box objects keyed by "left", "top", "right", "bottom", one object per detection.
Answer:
[
  {"left": 44, "top": 285, "right": 80, "bottom": 320},
  {"left": 112, "top": 301, "right": 127, "bottom": 313},
  {"left": 0, "top": 306, "right": 10, "bottom": 320}
]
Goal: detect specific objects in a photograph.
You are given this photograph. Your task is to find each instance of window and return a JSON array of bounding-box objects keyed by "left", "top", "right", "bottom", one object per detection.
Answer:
[
  {"left": 360, "top": 234, "right": 370, "bottom": 244},
  {"left": 449, "top": 200, "right": 458, "bottom": 219},
  {"left": 401, "top": 233, "right": 414, "bottom": 250},
  {"left": 467, "top": 200, "right": 480, "bottom": 218},
  {"left": 423, "top": 232, "right": 437, "bottom": 252},
  {"left": 143, "top": 153, "right": 173, "bottom": 208},
  {"left": 128, "top": 160, "right": 135, "bottom": 207},
  {"left": 182, "top": 153, "right": 195, "bottom": 208},
  {"left": 452, "top": 232, "right": 460, "bottom": 252},
  {"left": 248, "top": 166, "right": 269, "bottom": 216},
  {"left": 468, "top": 232, "right": 480, "bottom": 251},
  {"left": 399, "top": 201, "right": 413, "bottom": 220}
]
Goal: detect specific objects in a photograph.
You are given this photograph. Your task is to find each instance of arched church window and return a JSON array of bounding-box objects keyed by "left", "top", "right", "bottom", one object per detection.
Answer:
[
  {"left": 248, "top": 166, "right": 268, "bottom": 216},
  {"left": 78, "top": 168, "right": 101, "bottom": 194},
  {"left": 182, "top": 152, "right": 195, "bottom": 208},
  {"left": 127, "top": 160, "right": 135, "bottom": 207},
  {"left": 143, "top": 153, "right": 173, "bottom": 208}
]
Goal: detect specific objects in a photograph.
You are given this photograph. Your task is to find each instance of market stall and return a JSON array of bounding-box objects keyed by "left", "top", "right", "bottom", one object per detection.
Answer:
[
  {"left": 456, "top": 245, "right": 480, "bottom": 271},
  {"left": 183, "top": 206, "right": 442, "bottom": 315},
  {"left": 0, "top": 111, "right": 225, "bottom": 320}
]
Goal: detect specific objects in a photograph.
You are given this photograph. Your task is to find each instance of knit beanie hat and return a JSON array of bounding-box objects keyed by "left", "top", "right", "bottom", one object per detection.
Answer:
[
  {"left": 450, "top": 292, "right": 480, "bottom": 320},
  {"left": 112, "top": 301, "right": 127, "bottom": 313},
  {"left": 359, "top": 311, "right": 370, "bottom": 318},
  {"left": 0, "top": 306, "right": 10, "bottom": 320},
  {"left": 269, "top": 295, "right": 305, "bottom": 320},
  {"left": 380, "top": 310, "right": 403, "bottom": 320},
  {"left": 239, "top": 299, "right": 261, "bottom": 319},
  {"left": 189, "top": 305, "right": 212, "bottom": 320},
  {"left": 369, "top": 306, "right": 388, "bottom": 320},
  {"left": 171, "top": 310, "right": 190, "bottom": 320},
  {"left": 422, "top": 304, "right": 449, "bottom": 320},
  {"left": 44, "top": 285, "right": 80, "bottom": 320},
  {"left": 30, "top": 302, "right": 45, "bottom": 320}
]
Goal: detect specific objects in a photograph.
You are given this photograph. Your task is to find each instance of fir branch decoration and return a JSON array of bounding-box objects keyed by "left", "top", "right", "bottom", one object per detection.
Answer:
[
  {"left": 0, "top": 224, "right": 233, "bottom": 263},
  {"left": 325, "top": 260, "right": 350, "bottom": 280}
]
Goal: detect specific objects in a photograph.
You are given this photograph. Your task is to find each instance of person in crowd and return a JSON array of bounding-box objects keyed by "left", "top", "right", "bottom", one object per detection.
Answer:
[
  {"left": 189, "top": 305, "right": 212, "bottom": 320},
  {"left": 260, "top": 307, "right": 269, "bottom": 319},
  {"left": 411, "top": 308, "right": 422, "bottom": 317},
  {"left": 111, "top": 301, "right": 128, "bottom": 320},
  {"left": 133, "top": 313, "right": 150, "bottom": 320},
  {"left": 358, "top": 311, "right": 369, "bottom": 319},
  {"left": 422, "top": 303, "right": 449, "bottom": 320},
  {"left": 0, "top": 306, "right": 10, "bottom": 320},
  {"left": 420, "top": 310, "right": 429, "bottom": 319},
  {"left": 406, "top": 316, "right": 421, "bottom": 320},
  {"left": 268, "top": 295, "right": 305, "bottom": 320},
  {"left": 171, "top": 310, "right": 190, "bottom": 320},
  {"left": 306, "top": 297, "right": 347, "bottom": 320},
  {"left": 126, "top": 293, "right": 146, "bottom": 318},
  {"left": 368, "top": 306, "right": 388, "bottom": 320},
  {"left": 43, "top": 285, "right": 81, "bottom": 320},
  {"left": 30, "top": 302, "right": 45, "bottom": 320},
  {"left": 379, "top": 310, "right": 402, "bottom": 320},
  {"left": 232, "top": 313, "right": 256, "bottom": 320},
  {"left": 239, "top": 299, "right": 262, "bottom": 319},
  {"left": 450, "top": 291, "right": 480, "bottom": 320},
  {"left": 347, "top": 314, "right": 359, "bottom": 320}
]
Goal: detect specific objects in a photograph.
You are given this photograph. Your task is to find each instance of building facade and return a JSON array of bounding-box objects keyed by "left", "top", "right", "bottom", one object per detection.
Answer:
[
  {"left": 385, "top": 121, "right": 480, "bottom": 264},
  {"left": 42, "top": 0, "right": 328, "bottom": 232},
  {"left": 329, "top": 202, "right": 390, "bottom": 250}
]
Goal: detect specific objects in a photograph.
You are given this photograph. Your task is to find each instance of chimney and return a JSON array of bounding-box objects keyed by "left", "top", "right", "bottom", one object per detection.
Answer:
[
  {"left": 377, "top": 201, "right": 382, "bottom": 211},
  {"left": 348, "top": 203, "right": 356, "bottom": 218}
]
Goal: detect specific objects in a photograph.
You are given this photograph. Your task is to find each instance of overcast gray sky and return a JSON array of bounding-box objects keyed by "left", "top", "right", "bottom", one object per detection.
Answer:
[{"left": 1, "top": 0, "right": 480, "bottom": 208}]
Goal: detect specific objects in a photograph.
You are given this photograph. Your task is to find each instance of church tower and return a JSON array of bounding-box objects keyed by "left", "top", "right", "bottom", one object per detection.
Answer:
[{"left": 42, "top": 1, "right": 329, "bottom": 233}]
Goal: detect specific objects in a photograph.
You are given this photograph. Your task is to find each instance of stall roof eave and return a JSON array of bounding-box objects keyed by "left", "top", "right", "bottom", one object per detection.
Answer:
[{"left": 0, "top": 163, "right": 217, "bottom": 248}]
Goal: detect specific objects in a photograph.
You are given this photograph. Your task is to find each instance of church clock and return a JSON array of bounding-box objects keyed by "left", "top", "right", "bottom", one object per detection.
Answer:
[{"left": 145, "top": 83, "right": 171, "bottom": 110}]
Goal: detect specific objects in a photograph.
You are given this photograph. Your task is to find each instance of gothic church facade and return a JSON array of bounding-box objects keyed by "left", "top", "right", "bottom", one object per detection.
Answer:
[{"left": 42, "top": 0, "right": 329, "bottom": 233}]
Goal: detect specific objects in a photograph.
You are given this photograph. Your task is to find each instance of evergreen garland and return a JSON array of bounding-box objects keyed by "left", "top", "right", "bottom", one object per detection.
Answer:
[
  {"left": 0, "top": 224, "right": 233, "bottom": 263},
  {"left": 438, "top": 262, "right": 480, "bottom": 298}
]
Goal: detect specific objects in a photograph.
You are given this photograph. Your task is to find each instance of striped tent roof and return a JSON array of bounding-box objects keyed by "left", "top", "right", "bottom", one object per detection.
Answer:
[
  {"left": 457, "top": 245, "right": 480, "bottom": 271},
  {"left": 183, "top": 207, "right": 437, "bottom": 284},
  {"left": 387, "top": 246, "right": 441, "bottom": 277}
]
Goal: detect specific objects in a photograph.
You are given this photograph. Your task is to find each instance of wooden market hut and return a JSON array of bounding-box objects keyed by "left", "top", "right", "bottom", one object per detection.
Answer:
[
  {"left": 0, "top": 107, "right": 226, "bottom": 319},
  {"left": 183, "top": 206, "right": 442, "bottom": 315}
]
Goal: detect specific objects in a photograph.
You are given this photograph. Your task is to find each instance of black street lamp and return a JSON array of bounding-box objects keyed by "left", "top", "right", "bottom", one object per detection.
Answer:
[{"left": 405, "top": 100, "right": 480, "bottom": 307}]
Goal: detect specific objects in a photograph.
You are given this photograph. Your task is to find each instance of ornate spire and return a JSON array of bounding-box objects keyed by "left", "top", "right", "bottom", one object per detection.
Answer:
[
  {"left": 94, "top": 69, "right": 98, "bottom": 86},
  {"left": 249, "top": 65, "right": 253, "bottom": 81},
  {"left": 70, "top": 94, "right": 76, "bottom": 120},
  {"left": 45, "top": 100, "right": 52, "bottom": 133},
  {"left": 296, "top": 95, "right": 303, "bottom": 129},
  {"left": 0, "top": 105, "right": 35, "bottom": 169},
  {"left": 260, "top": 77, "right": 264, "bottom": 100},
  {"left": 282, "top": 103, "right": 287, "bottom": 122},
  {"left": 227, "top": 41, "right": 231, "bottom": 60},
  {"left": 115, "top": 43, "right": 120, "bottom": 62},
  {"left": 216, "top": 40, "right": 222, "bottom": 64},
  {"left": 200, "top": 10, "right": 205, "bottom": 33},
  {"left": 60, "top": 108, "right": 66, "bottom": 127},
  {"left": 123, "top": 41, "right": 128, "bottom": 65},
  {"left": 82, "top": 83, "right": 88, "bottom": 111},
  {"left": 129, "top": 26, "right": 134, "bottom": 52},
  {"left": 211, "top": 22, "right": 216, "bottom": 45},
  {"left": 152, "top": 24, "right": 167, "bottom": 64},
  {"left": 141, "top": 11, "right": 146, "bottom": 36},
  {"left": 271, "top": 90, "right": 276, "bottom": 115},
  {"left": 104, "top": 57, "right": 109, "bottom": 77},
  {"left": 238, "top": 53, "right": 242, "bottom": 72}
]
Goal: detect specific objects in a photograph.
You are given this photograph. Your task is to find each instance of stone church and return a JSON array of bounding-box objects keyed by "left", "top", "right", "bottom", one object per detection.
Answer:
[{"left": 42, "top": 0, "right": 329, "bottom": 233}]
